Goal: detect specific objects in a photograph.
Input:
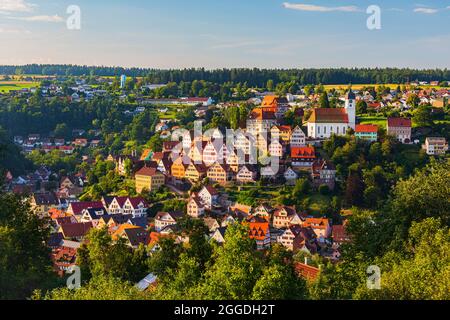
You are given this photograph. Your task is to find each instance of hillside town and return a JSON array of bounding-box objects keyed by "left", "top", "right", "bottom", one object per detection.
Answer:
[{"left": 2, "top": 74, "right": 448, "bottom": 286}]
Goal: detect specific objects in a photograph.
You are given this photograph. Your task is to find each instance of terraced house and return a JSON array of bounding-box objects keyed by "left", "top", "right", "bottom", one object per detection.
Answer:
[{"left": 207, "top": 162, "right": 233, "bottom": 185}]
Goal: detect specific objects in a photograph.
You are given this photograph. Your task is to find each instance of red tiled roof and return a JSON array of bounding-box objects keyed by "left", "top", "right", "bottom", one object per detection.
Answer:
[
  {"left": 60, "top": 222, "right": 93, "bottom": 238},
  {"left": 69, "top": 201, "right": 103, "bottom": 215},
  {"left": 387, "top": 117, "right": 411, "bottom": 128},
  {"left": 248, "top": 222, "right": 270, "bottom": 241},
  {"left": 332, "top": 224, "right": 350, "bottom": 243},
  {"left": 114, "top": 196, "right": 128, "bottom": 207},
  {"left": 135, "top": 166, "right": 161, "bottom": 177},
  {"left": 367, "top": 102, "right": 382, "bottom": 108},
  {"left": 355, "top": 124, "right": 378, "bottom": 133},
  {"left": 128, "top": 197, "right": 148, "bottom": 208},
  {"left": 183, "top": 97, "right": 210, "bottom": 102},
  {"left": 203, "top": 185, "right": 219, "bottom": 195},
  {"left": 273, "top": 205, "right": 297, "bottom": 217},
  {"left": 249, "top": 108, "right": 276, "bottom": 120},
  {"left": 309, "top": 108, "right": 348, "bottom": 123},
  {"left": 291, "top": 146, "right": 316, "bottom": 158},
  {"left": 294, "top": 262, "right": 320, "bottom": 281},
  {"left": 303, "top": 218, "right": 329, "bottom": 230},
  {"left": 278, "top": 125, "right": 292, "bottom": 132}
]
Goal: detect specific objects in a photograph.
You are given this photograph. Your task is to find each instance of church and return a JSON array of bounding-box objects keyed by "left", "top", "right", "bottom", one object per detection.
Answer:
[{"left": 307, "top": 90, "right": 356, "bottom": 139}]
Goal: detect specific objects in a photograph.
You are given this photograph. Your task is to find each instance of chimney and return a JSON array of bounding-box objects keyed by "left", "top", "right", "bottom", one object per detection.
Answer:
[{"left": 304, "top": 257, "right": 308, "bottom": 265}]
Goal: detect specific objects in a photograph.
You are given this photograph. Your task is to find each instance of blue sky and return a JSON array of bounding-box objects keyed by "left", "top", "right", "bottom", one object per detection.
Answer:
[{"left": 0, "top": 0, "right": 449, "bottom": 68}]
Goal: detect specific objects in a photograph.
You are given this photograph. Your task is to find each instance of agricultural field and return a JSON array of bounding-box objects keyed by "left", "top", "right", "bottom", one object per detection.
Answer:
[
  {"left": 323, "top": 83, "right": 445, "bottom": 91},
  {"left": 0, "top": 80, "right": 39, "bottom": 93}
]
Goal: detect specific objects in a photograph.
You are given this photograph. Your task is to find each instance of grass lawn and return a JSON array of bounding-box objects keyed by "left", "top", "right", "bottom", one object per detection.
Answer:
[
  {"left": 159, "top": 110, "right": 177, "bottom": 120},
  {"left": 358, "top": 116, "right": 387, "bottom": 129},
  {"left": 0, "top": 81, "right": 39, "bottom": 93}
]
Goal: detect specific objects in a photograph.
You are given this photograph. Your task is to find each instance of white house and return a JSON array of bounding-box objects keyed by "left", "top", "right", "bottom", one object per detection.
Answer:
[
  {"left": 269, "top": 140, "right": 283, "bottom": 157},
  {"left": 284, "top": 167, "right": 298, "bottom": 184},
  {"left": 290, "top": 126, "right": 306, "bottom": 147},
  {"left": 422, "top": 137, "right": 448, "bottom": 155},
  {"left": 198, "top": 185, "right": 219, "bottom": 209},
  {"left": 202, "top": 141, "right": 226, "bottom": 167},
  {"left": 155, "top": 211, "right": 183, "bottom": 232}
]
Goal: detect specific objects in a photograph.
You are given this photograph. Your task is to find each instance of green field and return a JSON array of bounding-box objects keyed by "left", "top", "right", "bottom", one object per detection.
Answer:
[
  {"left": 323, "top": 83, "right": 445, "bottom": 91},
  {"left": 358, "top": 116, "right": 387, "bottom": 128},
  {"left": 0, "top": 81, "right": 39, "bottom": 93}
]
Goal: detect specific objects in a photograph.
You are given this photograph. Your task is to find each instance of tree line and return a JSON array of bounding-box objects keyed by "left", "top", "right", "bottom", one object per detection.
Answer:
[{"left": 2, "top": 65, "right": 450, "bottom": 86}]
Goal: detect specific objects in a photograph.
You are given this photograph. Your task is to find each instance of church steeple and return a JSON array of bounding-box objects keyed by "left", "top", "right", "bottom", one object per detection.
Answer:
[{"left": 345, "top": 90, "right": 356, "bottom": 130}]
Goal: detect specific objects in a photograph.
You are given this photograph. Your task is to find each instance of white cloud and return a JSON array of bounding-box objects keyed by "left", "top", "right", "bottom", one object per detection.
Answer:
[
  {"left": 0, "top": 26, "right": 31, "bottom": 34},
  {"left": 11, "top": 14, "right": 64, "bottom": 22},
  {"left": 0, "top": 0, "right": 35, "bottom": 12},
  {"left": 283, "top": 2, "right": 361, "bottom": 13},
  {"left": 388, "top": 8, "right": 404, "bottom": 12},
  {"left": 414, "top": 7, "right": 438, "bottom": 14}
]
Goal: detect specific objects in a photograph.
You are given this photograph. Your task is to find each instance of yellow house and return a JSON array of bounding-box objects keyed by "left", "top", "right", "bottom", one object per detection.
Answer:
[
  {"left": 185, "top": 163, "right": 207, "bottom": 182},
  {"left": 30, "top": 192, "right": 59, "bottom": 218},
  {"left": 171, "top": 157, "right": 188, "bottom": 179},
  {"left": 226, "top": 151, "right": 240, "bottom": 173},
  {"left": 207, "top": 163, "right": 232, "bottom": 185},
  {"left": 135, "top": 166, "right": 165, "bottom": 193}
]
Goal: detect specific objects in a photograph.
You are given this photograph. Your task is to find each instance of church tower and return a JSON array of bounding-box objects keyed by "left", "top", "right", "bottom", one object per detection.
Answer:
[{"left": 345, "top": 90, "right": 356, "bottom": 130}]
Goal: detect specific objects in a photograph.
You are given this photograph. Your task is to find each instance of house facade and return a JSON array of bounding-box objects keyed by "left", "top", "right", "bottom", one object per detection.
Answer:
[
  {"left": 290, "top": 126, "right": 306, "bottom": 147},
  {"left": 387, "top": 117, "right": 412, "bottom": 143},
  {"left": 187, "top": 197, "right": 205, "bottom": 218},
  {"left": 207, "top": 163, "right": 233, "bottom": 185},
  {"left": 311, "top": 160, "right": 337, "bottom": 190},
  {"left": 355, "top": 124, "right": 378, "bottom": 142},
  {"left": 135, "top": 167, "right": 165, "bottom": 193},
  {"left": 291, "top": 146, "right": 316, "bottom": 167},
  {"left": 422, "top": 137, "right": 448, "bottom": 155}
]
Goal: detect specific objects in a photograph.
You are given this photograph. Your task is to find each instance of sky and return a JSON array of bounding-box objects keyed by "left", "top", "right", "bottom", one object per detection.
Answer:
[{"left": 0, "top": 0, "right": 449, "bottom": 69}]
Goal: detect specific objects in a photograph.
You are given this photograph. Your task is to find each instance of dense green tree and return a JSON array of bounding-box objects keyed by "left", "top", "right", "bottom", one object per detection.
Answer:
[
  {"left": 148, "top": 238, "right": 183, "bottom": 279},
  {"left": 0, "top": 193, "right": 56, "bottom": 299},
  {"left": 413, "top": 105, "right": 433, "bottom": 127},
  {"left": 252, "top": 264, "right": 306, "bottom": 300},
  {"left": 356, "top": 100, "right": 368, "bottom": 114},
  {"left": 354, "top": 218, "right": 449, "bottom": 300},
  {"left": 77, "top": 227, "right": 147, "bottom": 283},
  {"left": 406, "top": 94, "right": 420, "bottom": 107},
  {"left": 39, "top": 275, "right": 146, "bottom": 300},
  {"left": 344, "top": 169, "right": 364, "bottom": 207},
  {"left": 199, "top": 223, "right": 262, "bottom": 299},
  {"left": 319, "top": 91, "right": 330, "bottom": 108}
]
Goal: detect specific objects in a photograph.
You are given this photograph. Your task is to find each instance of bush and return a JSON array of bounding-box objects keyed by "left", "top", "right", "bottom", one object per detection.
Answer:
[{"left": 318, "top": 184, "right": 330, "bottom": 195}]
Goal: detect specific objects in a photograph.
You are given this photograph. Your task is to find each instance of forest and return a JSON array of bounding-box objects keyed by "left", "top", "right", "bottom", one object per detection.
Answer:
[{"left": 2, "top": 65, "right": 450, "bottom": 86}]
